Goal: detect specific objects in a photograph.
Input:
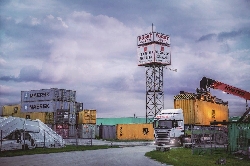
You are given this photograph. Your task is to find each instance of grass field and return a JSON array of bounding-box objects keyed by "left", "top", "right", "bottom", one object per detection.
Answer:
[
  {"left": 0, "top": 145, "right": 119, "bottom": 157},
  {"left": 145, "top": 147, "right": 250, "bottom": 166}
]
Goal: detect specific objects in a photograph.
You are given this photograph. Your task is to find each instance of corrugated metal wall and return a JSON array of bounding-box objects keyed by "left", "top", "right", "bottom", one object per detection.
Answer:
[
  {"left": 174, "top": 99, "right": 195, "bottom": 124},
  {"left": 78, "top": 124, "right": 95, "bottom": 139},
  {"left": 195, "top": 100, "right": 229, "bottom": 125},
  {"left": 98, "top": 125, "right": 116, "bottom": 140}
]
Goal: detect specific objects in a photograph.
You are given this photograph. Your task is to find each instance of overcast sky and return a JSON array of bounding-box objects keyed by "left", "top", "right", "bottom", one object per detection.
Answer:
[{"left": 1, "top": 0, "right": 250, "bottom": 118}]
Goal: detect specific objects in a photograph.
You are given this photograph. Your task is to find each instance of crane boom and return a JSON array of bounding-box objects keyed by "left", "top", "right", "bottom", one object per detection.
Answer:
[
  {"left": 200, "top": 77, "right": 250, "bottom": 123},
  {"left": 200, "top": 77, "right": 250, "bottom": 100}
]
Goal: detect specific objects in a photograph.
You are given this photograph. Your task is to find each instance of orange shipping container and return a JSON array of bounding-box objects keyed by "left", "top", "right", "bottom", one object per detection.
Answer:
[
  {"left": 116, "top": 124, "right": 154, "bottom": 140},
  {"left": 174, "top": 92, "right": 229, "bottom": 125}
]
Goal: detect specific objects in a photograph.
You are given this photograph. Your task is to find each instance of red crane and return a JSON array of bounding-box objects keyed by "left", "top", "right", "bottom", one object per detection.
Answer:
[{"left": 200, "top": 77, "right": 250, "bottom": 122}]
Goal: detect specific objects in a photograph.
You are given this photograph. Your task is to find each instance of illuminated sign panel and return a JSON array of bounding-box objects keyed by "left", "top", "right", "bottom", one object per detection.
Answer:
[
  {"left": 137, "top": 44, "right": 171, "bottom": 66},
  {"left": 137, "top": 32, "right": 170, "bottom": 46}
]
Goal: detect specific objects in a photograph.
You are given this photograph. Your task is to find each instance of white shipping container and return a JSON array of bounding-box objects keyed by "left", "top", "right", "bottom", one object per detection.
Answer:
[
  {"left": 75, "top": 102, "right": 83, "bottom": 112},
  {"left": 21, "top": 88, "right": 76, "bottom": 102},
  {"left": 21, "top": 88, "right": 61, "bottom": 102},
  {"left": 55, "top": 101, "right": 75, "bottom": 113},
  {"left": 65, "top": 90, "right": 76, "bottom": 102},
  {"left": 21, "top": 101, "right": 75, "bottom": 113},
  {"left": 79, "top": 124, "right": 95, "bottom": 139}
]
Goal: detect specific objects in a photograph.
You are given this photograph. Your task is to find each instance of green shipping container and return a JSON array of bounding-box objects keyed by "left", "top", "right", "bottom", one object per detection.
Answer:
[{"left": 96, "top": 117, "right": 150, "bottom": 125}]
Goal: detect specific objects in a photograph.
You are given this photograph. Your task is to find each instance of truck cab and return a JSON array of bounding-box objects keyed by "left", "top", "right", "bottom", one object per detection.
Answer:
[{"left": 154, "top": 109, "right": 184, "bottom": 146}]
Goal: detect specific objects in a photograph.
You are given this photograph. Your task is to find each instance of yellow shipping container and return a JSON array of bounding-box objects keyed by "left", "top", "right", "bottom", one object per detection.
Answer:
[
  {"left": 45, "top": 112, "right": 54, "bottom": 124},
  {"left": 12, "top": 112, "right": 51, "bottom": 123},
  {"left": 174, "top": 92, "right": 229, "bottom": 125},
  {"left": 3, "top": 104, "right": 21, "bottom": 116},
  {"left": 78, "top": 109, "right": 96, "bottom": 124},
  {"left": 116, "top": 124, "right": 154, "bottom": 140},
  {"left": 12, "top": 112, "right": 25, "bottom": 119}
]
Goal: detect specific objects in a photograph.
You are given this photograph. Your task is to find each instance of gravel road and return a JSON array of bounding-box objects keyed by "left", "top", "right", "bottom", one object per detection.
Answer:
[{"left": 1, "top": 143, "right": 169, "bottom": 166}]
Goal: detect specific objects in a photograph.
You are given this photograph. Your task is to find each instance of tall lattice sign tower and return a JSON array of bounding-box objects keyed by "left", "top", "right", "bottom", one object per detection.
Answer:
[{"left": 137, "top": 28, "right": 171, "bottom": 123}]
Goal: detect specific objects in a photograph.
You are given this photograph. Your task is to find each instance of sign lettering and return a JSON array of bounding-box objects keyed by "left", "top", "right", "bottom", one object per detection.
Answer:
[
  {"left": 30, "top": 92, "right": 50, "bottom": 98},
  {"left": 225, "top": 85, "right": 245, "bottom": 96},
  {"left": 137, "top": 32, "right": 170, "bottom": 46},
  {"left": 30, "top": 104, "right": 50, "bottom": 110}
]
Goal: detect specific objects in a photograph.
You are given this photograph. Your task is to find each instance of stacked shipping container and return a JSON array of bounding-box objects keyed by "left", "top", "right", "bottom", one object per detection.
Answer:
[
  {"left": 77, "top": 109, "right": 97, "bottom": 139},
  {"left": 21, "top": 88, "right": 78, "bottom": 138}
]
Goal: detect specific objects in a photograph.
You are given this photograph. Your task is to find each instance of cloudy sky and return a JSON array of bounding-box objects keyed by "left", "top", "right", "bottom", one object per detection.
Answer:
[{"left": 1, "top": 0, "right": 250, "bottom": 118}]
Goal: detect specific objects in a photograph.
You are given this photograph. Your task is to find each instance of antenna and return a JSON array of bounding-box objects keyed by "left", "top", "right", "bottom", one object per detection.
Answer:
[{"left": 152, "top": 23, "right": 154, "bottom": 32}]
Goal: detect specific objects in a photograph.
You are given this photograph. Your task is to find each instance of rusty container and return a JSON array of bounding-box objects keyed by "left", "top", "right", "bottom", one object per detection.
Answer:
[
  {"left": 56, "top": 129, "right": 69, "bottom": 139},
  {"left": 78, "top": 109, "right": 96, "bottom": 124},
  {"left": 116, "top": 124, "right": 154, "bottom": 140}
]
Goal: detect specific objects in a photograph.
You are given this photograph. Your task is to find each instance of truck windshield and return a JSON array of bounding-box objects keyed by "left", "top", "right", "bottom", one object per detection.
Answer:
[{"left": 154, "top": 120, "right": 172, "bottom": 129}]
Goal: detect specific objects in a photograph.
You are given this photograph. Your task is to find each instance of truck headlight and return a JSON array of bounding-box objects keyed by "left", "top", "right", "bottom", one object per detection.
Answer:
[{"left": 170, "top": 139, "right": 175, "bottom": 144}]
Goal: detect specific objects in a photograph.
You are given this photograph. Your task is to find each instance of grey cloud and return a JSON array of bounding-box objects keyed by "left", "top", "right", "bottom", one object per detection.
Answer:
[
  {"left": 197, "top": 27, "right": 250, "bottom": 43},
  {"left": 197, "top": 33, "right": 217, "bottom": 42},
  {"left": 0, "top": 76, "right": 18, "bottom": 82},
  {"left": 217, "top": 30, "right": 241, "bottom": 42},
  {"left": 19, "top": 66, "right": 41, "bottom": 82},
  {"left": 0, "top": 66, "right": 50, "bottom": 83},
  {"left": 217, "top": 28, "right": 250, "bottom": 41}
]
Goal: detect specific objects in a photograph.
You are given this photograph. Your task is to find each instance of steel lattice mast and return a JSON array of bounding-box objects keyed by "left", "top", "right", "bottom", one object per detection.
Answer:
[
  {"left": 137, "top": 26, "right": 171, "bottom": 123},
  {"left": 145, "top": 65, "right": 164, "bottom": 123}
]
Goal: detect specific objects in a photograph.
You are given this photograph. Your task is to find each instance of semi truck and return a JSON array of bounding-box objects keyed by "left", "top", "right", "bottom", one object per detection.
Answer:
[
  {"left": 154, "top": 90, "right": 229, "bottom": 146},
  {"left": 154, "top": 109, "right": 185, "bottom": 146},
  {"left": 154, "top": 77, "right": 250, "bottom": 146}
]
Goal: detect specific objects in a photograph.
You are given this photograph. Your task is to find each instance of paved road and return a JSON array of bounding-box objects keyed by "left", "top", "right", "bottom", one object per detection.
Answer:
[{"left": 1, "top": 145, "right": 169, "bottom": 166}]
